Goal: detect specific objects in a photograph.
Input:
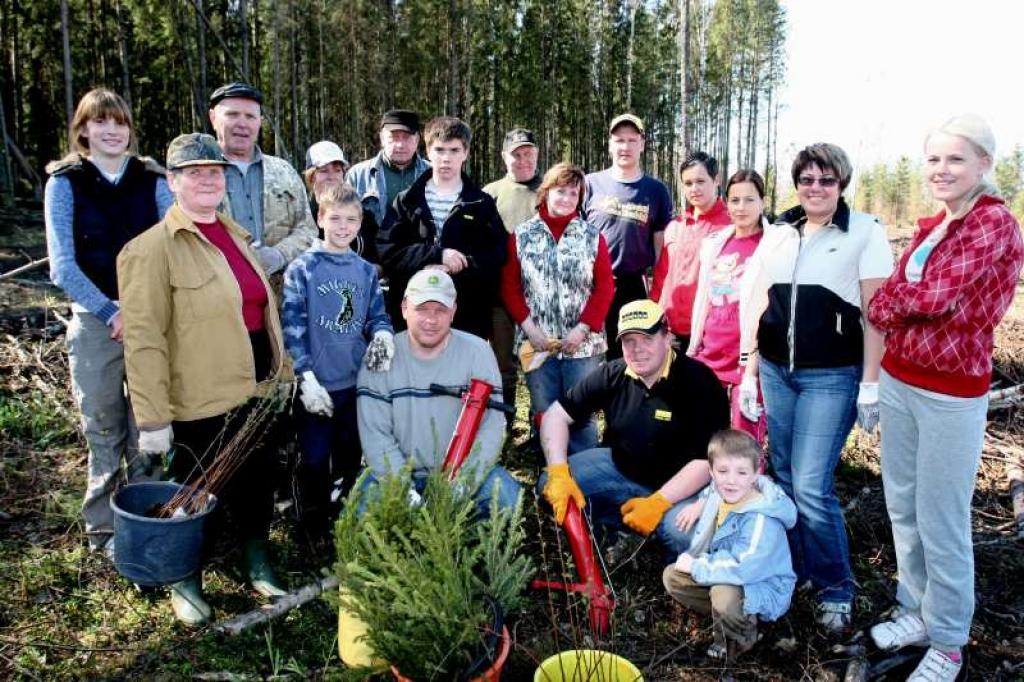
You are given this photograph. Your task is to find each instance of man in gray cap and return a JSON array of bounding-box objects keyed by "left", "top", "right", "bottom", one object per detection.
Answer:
[
  {"left": 355, "top": 268, "right": 521, "bottom": 514},
  {"left": 346, "top": 109, "right": 432, "bottom": 228},
  {"left": 483, "top": 127, "right": 542, "bottom": 425},
  {"left": 207, "top": 81, "right": 317, "bottom": 275}
]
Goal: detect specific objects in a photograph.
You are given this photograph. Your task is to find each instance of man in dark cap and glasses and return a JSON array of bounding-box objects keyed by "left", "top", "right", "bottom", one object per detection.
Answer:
[
  {"left": 346, "top": 109, "right": 432, "bottom": 228},
  {"left": 207, "top": 82, "right": 316, "bottom": 276}
]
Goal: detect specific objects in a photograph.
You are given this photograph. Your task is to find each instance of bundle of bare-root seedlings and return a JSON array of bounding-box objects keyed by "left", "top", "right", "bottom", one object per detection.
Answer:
[{"left": 155, "top": 383, "right": 291, "bottom": 519}]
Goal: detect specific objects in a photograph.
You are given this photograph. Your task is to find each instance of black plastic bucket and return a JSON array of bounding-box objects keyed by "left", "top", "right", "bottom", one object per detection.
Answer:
[{"left": 110, "top": 481, "right": 217, "bottom": 586}]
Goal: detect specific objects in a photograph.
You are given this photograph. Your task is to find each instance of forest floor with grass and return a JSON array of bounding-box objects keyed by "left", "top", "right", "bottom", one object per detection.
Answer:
[{"left": 1, "top": 204, "right": 1022, "bottom": 681}]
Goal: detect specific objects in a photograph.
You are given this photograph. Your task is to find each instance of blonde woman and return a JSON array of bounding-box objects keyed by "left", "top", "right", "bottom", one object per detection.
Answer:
[{"left": 867, "top": 114, "right": 1024, "bottom": 682}]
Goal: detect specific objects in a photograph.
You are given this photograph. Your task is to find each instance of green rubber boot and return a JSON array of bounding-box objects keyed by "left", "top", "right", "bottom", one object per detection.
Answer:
[
  {"left": 243, "top": 540, "right": 287, "bottom": 598},
  {"left": 169, "top": 575, "right": 212, "bottom": 626}
]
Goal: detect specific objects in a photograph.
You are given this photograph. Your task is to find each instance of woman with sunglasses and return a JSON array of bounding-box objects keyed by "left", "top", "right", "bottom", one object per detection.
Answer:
[
  {"left": 866, "top": 115, "right": 1022, "bottom": 682},
  {"left": 739, "top": 143, "right": 893, "bottom": 633}
]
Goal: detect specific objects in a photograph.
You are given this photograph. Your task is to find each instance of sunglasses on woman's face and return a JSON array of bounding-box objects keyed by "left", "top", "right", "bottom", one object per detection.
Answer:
[{"left": 797, "top": 175, "right": 839, "bottom": 188}]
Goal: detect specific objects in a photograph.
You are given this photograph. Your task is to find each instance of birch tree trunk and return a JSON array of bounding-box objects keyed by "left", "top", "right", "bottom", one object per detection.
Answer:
[
  {"left": 115, "top": 0, "right": 132, "bottom": 109},
  {"left": 194, "top": 0, "right": 207, "bottom": 109},
  {"left": 60, "top": 0, "right": 73, "bottom": 130},
  {"left": 240, "top": 0, "right": 250, "bottom": 80}
]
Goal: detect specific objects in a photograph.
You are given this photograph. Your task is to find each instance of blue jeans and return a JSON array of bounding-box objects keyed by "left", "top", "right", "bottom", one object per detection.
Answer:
[
  {"left": 759, "top": 358, "right": 858, "bottom": 603},
  {"left": 294, "top": 387, "right": 361, "bottom": 531},
  {"left": 355, "top": 465, "right": 522, "bottom": 518},
  {"left": 540, "top": 447, "right": 699, "bottom": 562},
  {"left": 525, "top": 354, "right": 600, "bottom": 454}
]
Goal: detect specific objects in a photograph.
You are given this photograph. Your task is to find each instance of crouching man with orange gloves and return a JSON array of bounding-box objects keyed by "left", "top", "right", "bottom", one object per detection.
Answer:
[{"left": 539, "top": 300, "right": 729, "bottom": 560}]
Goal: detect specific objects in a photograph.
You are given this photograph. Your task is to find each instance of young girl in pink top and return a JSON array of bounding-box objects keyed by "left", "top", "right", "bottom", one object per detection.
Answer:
[{"left": 687, "top": 170, "right": 768, "bottom": 444}]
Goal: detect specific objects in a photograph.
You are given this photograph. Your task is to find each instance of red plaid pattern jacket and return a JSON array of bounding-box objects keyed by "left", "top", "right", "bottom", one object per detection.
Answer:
[{"left": 868, "top": 195, "right": 1023, "bottom": 397}]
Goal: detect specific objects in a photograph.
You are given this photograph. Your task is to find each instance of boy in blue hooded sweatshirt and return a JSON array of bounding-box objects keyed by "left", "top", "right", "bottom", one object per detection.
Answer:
[
  {"left": 663, "top": 429, "right": 797, "bottom": 660},
  {"left": 282, "top": 184, "right": 394, "bottom": 547}
]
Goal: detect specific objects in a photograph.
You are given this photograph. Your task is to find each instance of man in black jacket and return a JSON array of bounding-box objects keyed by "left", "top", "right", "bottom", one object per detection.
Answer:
[{"left": 377, "top": 117, "right": 506, "bottom": 340}]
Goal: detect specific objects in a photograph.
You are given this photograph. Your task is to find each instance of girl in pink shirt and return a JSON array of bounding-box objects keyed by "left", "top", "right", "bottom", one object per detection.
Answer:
[{"left": 687, "top": 170, "right": 768, "bottom": 444}]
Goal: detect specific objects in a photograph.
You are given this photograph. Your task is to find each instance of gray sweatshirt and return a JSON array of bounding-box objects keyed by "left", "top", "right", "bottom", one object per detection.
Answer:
[{"left": 356, "top": 330, "right": 505, "bottom": 486}]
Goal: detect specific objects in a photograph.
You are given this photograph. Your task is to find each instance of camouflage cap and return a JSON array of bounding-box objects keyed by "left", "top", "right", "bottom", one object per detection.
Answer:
[{"left": 166, "top": 133, "right": 229, "bottom": 170}]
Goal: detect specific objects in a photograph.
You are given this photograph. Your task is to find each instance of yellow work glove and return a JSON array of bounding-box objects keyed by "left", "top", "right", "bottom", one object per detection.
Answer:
[
  {"left": 542, "top": 463, "right": 585, "bottom": 525},
  {"left": 620, "top": 491, "right": 672, "bottom": 536}
]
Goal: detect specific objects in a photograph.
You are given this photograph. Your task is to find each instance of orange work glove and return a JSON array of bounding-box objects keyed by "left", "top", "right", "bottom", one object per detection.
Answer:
[
  {"left": 620, "top": 491, "right": 672, "bottom": 536},
  {"left": 542, "top": 463, "right": 585, "bottom": 525}
]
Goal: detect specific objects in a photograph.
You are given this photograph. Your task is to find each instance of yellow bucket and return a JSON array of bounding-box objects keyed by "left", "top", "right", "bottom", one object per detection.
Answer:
[
  {"left": 534, "top": 650, "right": 644, "bottom": 682},
  {"left": 337, "top": 589, "right": 384, "bottom": 668}
]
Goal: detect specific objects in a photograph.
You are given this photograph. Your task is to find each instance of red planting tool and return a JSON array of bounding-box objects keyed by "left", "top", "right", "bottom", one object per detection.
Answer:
[
  {"left": 431, "top": 379, "right": 511, "bottom": 477},
  {"left": 529, "top": 411, "right": 614, "bottom": 635}
]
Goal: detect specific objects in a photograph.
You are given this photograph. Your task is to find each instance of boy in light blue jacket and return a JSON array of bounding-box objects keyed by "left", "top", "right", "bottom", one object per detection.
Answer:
[
  {"left": 282, "top": 184, "right": 394, "bottom": 549},
  {"left": 663, "top": 429, "right": 797, "bottom": 660}
]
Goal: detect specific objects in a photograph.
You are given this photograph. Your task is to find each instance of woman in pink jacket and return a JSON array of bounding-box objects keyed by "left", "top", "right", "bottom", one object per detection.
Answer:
[{"left": 867, "top": 114, "right": 1024, "bottom": 682}]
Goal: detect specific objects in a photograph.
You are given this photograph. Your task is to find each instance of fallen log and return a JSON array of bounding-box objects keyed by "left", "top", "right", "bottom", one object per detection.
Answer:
[{"left": 214, "top": 574, "right": 338, "bottom": 636}]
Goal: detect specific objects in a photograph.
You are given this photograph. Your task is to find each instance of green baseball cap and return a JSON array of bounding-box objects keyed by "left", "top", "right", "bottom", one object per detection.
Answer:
[{"left": 166, "top": 133, "right": 229, "bottom": 170}]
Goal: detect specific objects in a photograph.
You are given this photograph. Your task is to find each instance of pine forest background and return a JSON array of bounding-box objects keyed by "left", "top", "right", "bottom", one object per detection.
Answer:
[
  {"left": 3, "top": 0, "right": 1024, "bottom": 224},
  {"left": 3, "top": 0, "right": 788, "bottom": 207}
]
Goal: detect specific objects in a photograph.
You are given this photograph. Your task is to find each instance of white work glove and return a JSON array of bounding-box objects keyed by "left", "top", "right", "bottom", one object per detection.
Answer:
[
  {"left": 364, "top": 330, "right": 395, "bottom": 373},
  {"left": 407, "top": 488, "right": 423, "bottom": 508},
  {"left": 138, "top": 425, "right": 173, "bottom": 455},
  {"left": 738, "top": 374, "right": 762, "bottom": 422},
  {"left": 251, "top": 241, "right": 286, "bottom": 274},
  {"left": 300, "top": 370, "right": 334, "bottom": 417},
  {"left": 857, "top": 381, "right": 879, "bottom": 433}
]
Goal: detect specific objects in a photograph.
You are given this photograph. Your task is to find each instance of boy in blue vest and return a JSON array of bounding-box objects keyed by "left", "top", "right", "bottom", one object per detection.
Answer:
[
  {"left": 663, "top": 429, "right": 797, "bottom": 660},
  {"left": 282, "top": 184, "right": 394, "bottom": 550}
]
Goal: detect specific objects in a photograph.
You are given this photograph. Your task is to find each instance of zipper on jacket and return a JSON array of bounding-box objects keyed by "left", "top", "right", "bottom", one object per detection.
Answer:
[{"left": 787, "top": 228, "right": 804, "bottom": 372}]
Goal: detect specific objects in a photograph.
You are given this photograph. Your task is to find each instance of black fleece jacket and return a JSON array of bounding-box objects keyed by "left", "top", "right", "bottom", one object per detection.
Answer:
[{"left": 377, "top": 169, "right": 506, "bottom": 339}]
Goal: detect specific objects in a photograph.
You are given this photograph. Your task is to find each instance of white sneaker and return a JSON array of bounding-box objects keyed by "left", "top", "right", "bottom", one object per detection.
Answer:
[
  {"left": 870, "top": 608, "right": 928, "bottom": 651},
  {"left": 907, "top": 648, "right": 962, "bottom": 682}
]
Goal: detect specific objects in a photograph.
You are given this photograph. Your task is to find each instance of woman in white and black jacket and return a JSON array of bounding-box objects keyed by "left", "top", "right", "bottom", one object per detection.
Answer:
[{"left": 739, "top": 143, "right": 894, "bottom": 633}]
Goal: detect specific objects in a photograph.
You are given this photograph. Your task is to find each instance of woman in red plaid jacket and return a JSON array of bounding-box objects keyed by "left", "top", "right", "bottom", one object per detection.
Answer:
[{"left": 866, "top": 114, "right": 1024, "bottom": 682}]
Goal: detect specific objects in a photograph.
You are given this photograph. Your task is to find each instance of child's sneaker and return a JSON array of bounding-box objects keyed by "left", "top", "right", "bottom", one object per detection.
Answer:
[
  {"left": 906, "top": 647, "right": 962, "bottom": 682},
  {"left": 816, "top": 600, "right": 851, "bottom": 634},
  {"left": 870, "top": 607, "right": 928, "bottom": 651}
]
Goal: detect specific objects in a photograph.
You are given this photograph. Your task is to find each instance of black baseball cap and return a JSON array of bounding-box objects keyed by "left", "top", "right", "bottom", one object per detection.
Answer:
[
  {"left": 503, "top": 128, "right": 537, "bottom": 153},
  {"left": 380, "top": 109, "right": 421, "bottom": 133},
  {"left": 209, "top": 82, "right": 264, "bottom": 108}
]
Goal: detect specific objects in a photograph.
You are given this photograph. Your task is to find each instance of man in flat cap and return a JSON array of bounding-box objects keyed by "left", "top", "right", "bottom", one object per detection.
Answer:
[
  {"left": 346, "top": 110, "right": 432, "bottom": 228},
  {"left": 208, "top": 81, "right": 317, "bottom": 275}
]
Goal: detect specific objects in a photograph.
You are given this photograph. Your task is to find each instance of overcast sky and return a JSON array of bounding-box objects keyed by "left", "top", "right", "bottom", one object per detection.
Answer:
[{"left": 775, "top": 0, "right": 1024, "bottom": 170}]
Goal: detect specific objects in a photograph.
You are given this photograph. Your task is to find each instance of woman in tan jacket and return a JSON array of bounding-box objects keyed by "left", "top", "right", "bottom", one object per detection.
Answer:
[{"left": 118, "top": 133, "right": 288, "bottom": 625}]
